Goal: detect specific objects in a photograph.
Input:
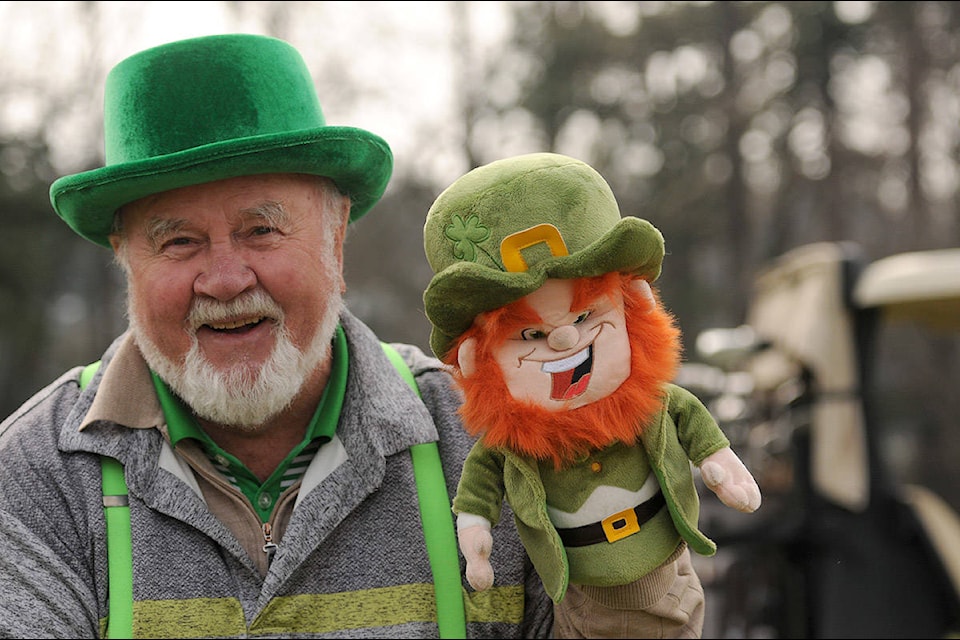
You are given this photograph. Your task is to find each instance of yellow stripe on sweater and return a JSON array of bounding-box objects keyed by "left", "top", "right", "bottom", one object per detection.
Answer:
[
  {"left": 134, "top": 597, "right": 246, "bottom": 637},
  {"left": 101, "top": 584, "right": 525, "bottom": 637}
]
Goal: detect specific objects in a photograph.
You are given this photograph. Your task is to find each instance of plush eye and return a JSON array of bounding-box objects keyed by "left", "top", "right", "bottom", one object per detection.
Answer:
[
  {"left": 573, "top": 310, "right": 591, "bottom": 325},
  {"left": 520, "top": 328, "right": 548, "bottom": 341}
]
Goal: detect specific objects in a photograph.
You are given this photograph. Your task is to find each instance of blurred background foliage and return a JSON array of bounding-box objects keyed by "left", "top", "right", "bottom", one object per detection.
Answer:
[{"left": 1, "top": 1, "right": 958, "bottom": 507}]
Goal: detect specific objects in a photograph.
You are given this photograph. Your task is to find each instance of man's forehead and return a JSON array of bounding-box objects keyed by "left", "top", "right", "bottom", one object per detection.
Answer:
[
  {"left": 141, "top": 201, "right": 288, "bottom": 232},
  {"left": 125, "top": 173, "right": 320, "bottom": 210}
]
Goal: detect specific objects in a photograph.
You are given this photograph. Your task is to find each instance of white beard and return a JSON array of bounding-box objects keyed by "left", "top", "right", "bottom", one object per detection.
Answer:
[{"left": 131, "top": 288, "right": 343, "bottom": 432}]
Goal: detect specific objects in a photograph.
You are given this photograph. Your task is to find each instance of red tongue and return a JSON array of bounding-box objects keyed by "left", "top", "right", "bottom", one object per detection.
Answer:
[
  {"left": 550, "top": 369, "right": 573, "bottom": 399},
  {"left": 564, "top": 373, "right": 591, "bottom": 400},
  {"left": 551, "top": 371, "right": 591, "bottom": 400}
]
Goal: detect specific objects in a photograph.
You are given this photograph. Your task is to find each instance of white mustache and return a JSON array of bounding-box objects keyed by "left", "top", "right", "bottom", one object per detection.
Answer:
[{"left": 187, "top": 290, "right": 283, "bottom": 331}]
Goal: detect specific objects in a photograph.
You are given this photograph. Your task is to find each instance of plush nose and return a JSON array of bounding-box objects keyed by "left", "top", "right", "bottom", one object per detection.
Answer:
[{"left": 547, "top": 324, "right": 579, "bottom": 351}]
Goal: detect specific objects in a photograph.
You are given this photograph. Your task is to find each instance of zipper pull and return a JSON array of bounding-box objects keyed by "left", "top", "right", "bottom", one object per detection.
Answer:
[{"left": 262, "top": 522, "right": 278, "bottom": 562}]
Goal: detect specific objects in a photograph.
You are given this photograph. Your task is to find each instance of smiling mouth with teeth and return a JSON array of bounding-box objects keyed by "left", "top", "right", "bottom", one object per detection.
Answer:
[
  {"left": 206, "top": 317, "right": 267, "bottom": 332},
  {"left": 541, "top": 344, "right": 594, "bottom": 400}
]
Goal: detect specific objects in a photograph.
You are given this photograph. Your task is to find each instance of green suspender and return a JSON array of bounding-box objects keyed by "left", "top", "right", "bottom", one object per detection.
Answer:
[
  {"left": 81, "top": 361, "right": 133, "bottom": 640},
  {"left": 380, "top": 343, "right": 467, "bottom": 639},
  {"left": 100, "top": 456, "right": 134, "bottom": 639},
  {"left": 81, "top": 345, "right": 466, "bottom": 640}
]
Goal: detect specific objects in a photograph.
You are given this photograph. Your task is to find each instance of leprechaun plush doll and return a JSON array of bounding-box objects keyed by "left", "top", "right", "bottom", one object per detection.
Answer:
[{"left": 422, "top": 153, "right": 761, "bottom": 638}]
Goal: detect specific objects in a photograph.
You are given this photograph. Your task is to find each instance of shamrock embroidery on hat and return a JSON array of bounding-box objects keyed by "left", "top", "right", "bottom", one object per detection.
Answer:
[{"left": 444, "top": 214, "right": 502, "bottom": 269}]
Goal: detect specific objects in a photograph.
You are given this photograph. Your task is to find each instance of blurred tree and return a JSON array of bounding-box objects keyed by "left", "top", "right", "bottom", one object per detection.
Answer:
[
  {"left": 464, "top": 1, "right": 960, "bottom": 339},
  {"left": 0, "top": 1, "right": 125, "bottom": 415}
]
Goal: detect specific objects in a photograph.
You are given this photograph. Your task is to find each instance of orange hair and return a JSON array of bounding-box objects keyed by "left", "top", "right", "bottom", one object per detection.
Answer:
[{"left": 447, "top": 273, "right": 682, "bottom": 468}]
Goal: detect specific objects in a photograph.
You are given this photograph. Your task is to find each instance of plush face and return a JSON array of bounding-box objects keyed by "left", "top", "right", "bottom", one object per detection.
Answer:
[
  {"left": 110, "top": 173, "right": 349, "bottom": 429},
  {"left": 460, "top": 278, "right": 636, "bottom": 411},
  {"left": 451, "top": 273, "right": 681, "bottom": 466}
]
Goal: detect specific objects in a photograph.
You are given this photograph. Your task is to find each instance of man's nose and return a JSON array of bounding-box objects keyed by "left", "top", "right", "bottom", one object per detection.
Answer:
[
  {"left": 193, "top": 248, "right": 257, "bottom": 300},
  {"left": 547, "top": 324, "right": 579, "bottom": 351}
]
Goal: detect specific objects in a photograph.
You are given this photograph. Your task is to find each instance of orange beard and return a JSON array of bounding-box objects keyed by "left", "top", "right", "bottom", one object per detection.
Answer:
[{"left": 448, "top": 274, "right": 682, "bottom": 469}]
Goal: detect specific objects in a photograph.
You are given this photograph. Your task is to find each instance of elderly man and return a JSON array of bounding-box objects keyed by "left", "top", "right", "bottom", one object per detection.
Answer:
[{"left": 0, "top": 33, "right": 552, "bottom": 638}]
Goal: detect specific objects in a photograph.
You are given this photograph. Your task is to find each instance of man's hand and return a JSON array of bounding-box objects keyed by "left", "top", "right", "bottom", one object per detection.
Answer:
[
  {"left": 699, "top": 446, "right": 762, "bottom": 513},
  {"left": 458, "top": 524, "right": 494, "bottom": 591}
]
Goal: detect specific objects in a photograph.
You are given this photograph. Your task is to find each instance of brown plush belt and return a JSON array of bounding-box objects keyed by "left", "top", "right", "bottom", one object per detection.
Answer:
[{"left": 555, "top": 491, "right": 666, "bottom": 547}]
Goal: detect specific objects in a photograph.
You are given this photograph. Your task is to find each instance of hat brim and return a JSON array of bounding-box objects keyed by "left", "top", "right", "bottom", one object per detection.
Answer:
[
  {"left": 49, "top": 126, "right": 393, "bottom": 248},
  {"left": 423, "top": 216, "right": 665, "bottom": 359}
]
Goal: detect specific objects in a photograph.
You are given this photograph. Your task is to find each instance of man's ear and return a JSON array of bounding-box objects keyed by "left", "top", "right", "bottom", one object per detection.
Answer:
[
  {"left": 631, "top": 278, "right": 656, "bottom": 311},
  {"left": 333, "top": 209, "right": 349, "bottom": 293},
  {"left": 108, "top": 233, "right": 130, "bottom": 274},
  {"left": 457, "top": 337, "right": 477, "bottom": 377}
]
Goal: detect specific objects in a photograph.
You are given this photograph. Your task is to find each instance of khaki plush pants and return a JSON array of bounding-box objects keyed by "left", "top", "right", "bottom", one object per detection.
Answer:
[{"left": 551, "top": 543, "right": 705, "bottom": 639}]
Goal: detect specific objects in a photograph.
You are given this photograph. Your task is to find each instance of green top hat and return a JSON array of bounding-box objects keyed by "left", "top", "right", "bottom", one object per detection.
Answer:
[
  {"left": 49, "top": 33, "right": 393, "bottom": 248},
  {"left": 423, "top": 152, "right": 665, "bottom": 360}
]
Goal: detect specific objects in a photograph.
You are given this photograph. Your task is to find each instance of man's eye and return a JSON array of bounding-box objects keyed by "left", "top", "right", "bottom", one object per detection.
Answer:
[
  {"left": 163, "top": 236, "right": 194, "bottom": 248},
  {"left": 250, "top": 226, "right": 277, "bottom": 236},
  {"left": 520, "top": 328, "right": 547, "bottom": 341},
  {"left": 573, "top": 310, "right": 591, "bottom": 325}
]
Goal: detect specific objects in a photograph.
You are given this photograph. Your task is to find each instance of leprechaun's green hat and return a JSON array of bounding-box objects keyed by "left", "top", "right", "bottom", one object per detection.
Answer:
[
  {"left": 423, "top": 152, "right": 665, "bottom": 360},
  {"left": 49, "top": 33, "right": 393, "bottom": 248}
]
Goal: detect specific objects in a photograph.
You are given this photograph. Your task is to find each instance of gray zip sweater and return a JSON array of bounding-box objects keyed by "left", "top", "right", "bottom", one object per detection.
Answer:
[{"left": 0, "top": 310, "right": 553, "bottom": 638}]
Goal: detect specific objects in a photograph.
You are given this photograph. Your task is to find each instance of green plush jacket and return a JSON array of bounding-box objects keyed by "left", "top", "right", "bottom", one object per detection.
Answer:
[{"left": 452, "top": 383, "right": 729, "bottom": 603}]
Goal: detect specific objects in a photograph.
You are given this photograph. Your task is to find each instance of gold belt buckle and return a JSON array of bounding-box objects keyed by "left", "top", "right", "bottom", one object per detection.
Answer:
[{"left": 601, "top": 507, "right": 640, "bottom": 543}]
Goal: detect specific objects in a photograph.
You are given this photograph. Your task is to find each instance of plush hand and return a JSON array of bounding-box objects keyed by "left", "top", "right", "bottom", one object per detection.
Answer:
[
  {"left": 458, "top": 524, "right": 495, "bottom": 591},
  {"left": 699, "top": 446, "right": 762, "bottom": 513}
]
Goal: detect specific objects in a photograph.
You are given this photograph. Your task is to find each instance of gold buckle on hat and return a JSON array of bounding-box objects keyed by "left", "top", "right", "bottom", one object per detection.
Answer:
[
  {"left": 499, "top": 223, "right": 569, "bottom": 272},
  {"left": 601, "top": 507, "right": 640, "bottom": 543}
]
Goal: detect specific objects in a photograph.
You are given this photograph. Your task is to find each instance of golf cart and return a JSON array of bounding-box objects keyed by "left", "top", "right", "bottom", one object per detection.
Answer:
[{"left": 683, "top": 242, "right": 960, "bottom": 638}]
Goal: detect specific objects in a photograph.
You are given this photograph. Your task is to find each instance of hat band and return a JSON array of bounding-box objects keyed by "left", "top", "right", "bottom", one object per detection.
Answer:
[{"left": 499, "top": 224, "right": 569, "bottom": 273}]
